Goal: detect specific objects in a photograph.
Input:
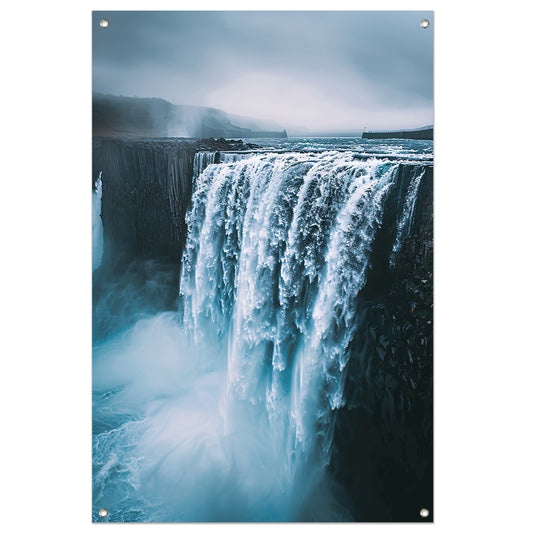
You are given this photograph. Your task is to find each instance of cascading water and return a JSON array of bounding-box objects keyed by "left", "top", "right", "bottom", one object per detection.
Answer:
[
  {"left": 92, "top": 173, "right": 103, "bottom": 271},
  {"left": 180, "top": 151, "right": 425, "bottom": 511},
  {"left": 92, "top": 148, "right": 428, "bottom": 522},
  {"left": 390, "top": 168, "right": 425, "bottom": 266}
]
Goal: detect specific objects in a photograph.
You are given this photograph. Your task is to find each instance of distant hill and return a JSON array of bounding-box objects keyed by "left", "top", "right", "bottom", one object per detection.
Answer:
[{"left": 93, "top": 94, "right": 287, "bottom": 139}]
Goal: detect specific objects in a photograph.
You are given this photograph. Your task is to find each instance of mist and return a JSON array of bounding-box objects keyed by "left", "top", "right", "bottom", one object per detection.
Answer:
[
  {"left": 92, "top": 311, "right": 344, "bottom": 521},
  {"left": 93, "top": 11, "right": 433, "bottom": 132}
]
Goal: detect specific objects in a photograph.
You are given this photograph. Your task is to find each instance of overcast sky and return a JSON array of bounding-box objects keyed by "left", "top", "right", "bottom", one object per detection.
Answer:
[{"left": 93, "top": 11, "right": 433, "bottom": 133}]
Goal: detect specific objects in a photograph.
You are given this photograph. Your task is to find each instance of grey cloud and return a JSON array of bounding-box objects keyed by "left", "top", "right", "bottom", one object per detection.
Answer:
[{"left": 93, "top": 11, "right": 433, "bottom": 132}]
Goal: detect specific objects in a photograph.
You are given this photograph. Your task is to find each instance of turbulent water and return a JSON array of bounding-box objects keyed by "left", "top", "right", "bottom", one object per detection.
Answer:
[
  {"left": 238, "top": 136, "right": 433, "bottom": 160},
  {"left": 93, "top": 139, "right": 430, "bottom": 522}
]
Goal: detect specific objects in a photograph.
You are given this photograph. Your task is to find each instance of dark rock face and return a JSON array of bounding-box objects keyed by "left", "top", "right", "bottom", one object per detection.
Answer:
[
  {"left": 93, "top": 137, "right": 260, "bottom": 272},
  {"left": 328, "top": 165, "right": 433, "bottom": 521},
  {"left": 94, "top": 139, "right": 194, "bottom": 270}
]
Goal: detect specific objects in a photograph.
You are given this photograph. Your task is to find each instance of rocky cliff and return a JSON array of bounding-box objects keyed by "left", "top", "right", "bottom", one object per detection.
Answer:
[
  {"left": 93, "top": 137, "right": 260, "bottom": 269},
  {"left": 329, "top": 164, "right": 433, "bottom": 521}
]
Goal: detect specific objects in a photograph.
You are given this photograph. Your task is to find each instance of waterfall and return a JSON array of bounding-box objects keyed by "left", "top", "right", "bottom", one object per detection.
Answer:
[
  {"left": 92, "top": 173, "right": 103, "bottom": 271},
  {"left": 390, "top": 168, "right": 425, "bottom": 266},
  {"left": 181, "top": 152, "right": 420, "bottom": 495},
  {"left": 193, "top": 151, "right": 255, "bottom": 185},
  {"left": 193, "top": 151, "right": 217, "bottom": 179},
  {"left": 93, "top": 150, "right": 428, "bottom": 522}
]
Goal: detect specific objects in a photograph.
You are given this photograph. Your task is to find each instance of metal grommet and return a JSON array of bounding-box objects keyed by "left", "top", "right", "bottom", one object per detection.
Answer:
[
  {"left": 100, "top": 19, "right": 109, "bottom": 29},
  {"left": 99, "top": 508, "right": 109, "bottom": 518},
  {"left": 420, "top": 19, "right": 430, "bottom": 29},
  {"left": 420, "top": 508, "right": 430, "bottom": 518}
]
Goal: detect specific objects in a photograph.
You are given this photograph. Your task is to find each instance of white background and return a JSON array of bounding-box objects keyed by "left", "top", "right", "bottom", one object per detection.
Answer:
[{"left": 1, "top": 0, "right": 532, "bottom": 530}]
